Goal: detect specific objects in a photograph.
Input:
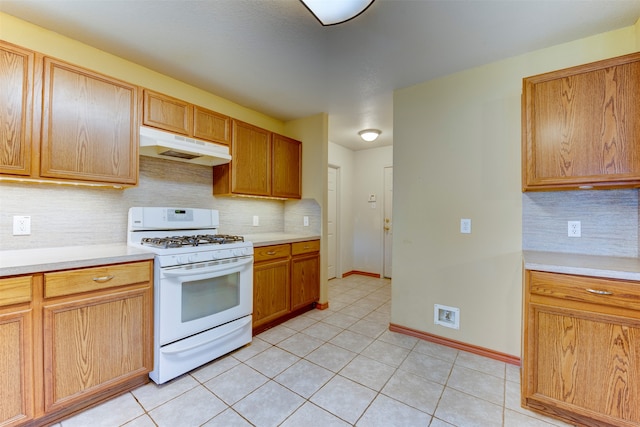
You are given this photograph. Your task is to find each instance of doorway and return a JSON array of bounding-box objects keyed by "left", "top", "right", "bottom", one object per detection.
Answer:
[
  {"left": 383, "top": 166, "right": 393, "bottom": 278},
  {"left": 328, "top": 165, "right": 339, "bottom": 279}
]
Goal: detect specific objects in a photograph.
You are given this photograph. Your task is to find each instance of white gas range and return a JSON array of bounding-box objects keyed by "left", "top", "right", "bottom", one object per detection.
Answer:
[{"left": 128, "top": 207, "right": 253, "bottom": 384}]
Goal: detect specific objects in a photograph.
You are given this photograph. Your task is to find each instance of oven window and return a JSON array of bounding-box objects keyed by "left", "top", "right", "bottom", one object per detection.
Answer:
[{"left": 181, "top": 272, "right": 240, "bottom": 322}]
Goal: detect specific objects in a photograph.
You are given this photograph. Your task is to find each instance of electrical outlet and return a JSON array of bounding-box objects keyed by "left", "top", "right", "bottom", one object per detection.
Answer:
[
  {"left": 13, "top": 215, "right": 31, "bottom": 235},
  {"left": 568, "top": 220, "right": 581, "bottom": 237},
  {"left": 252, "top": 215, "right": 259, "bottom": 227},
  {"left": 303, "top": 216, "right": 309, "bottom": 227},
  {"left": 460, "top": 218, "right": 471, "bottom": 234}
]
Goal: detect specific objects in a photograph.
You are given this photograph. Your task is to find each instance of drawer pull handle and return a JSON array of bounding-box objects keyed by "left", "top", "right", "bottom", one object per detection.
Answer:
[
  {"left": 586, "top": 288, "right": 613, "bottom": 296},
  {"left": 92, "top": 275, "right": 115, "bottom": 283},
  {"left": 266, "top": 251, "right": 276, "bottom": 255},
  {"left": 303, "top": 246, "right": 310, "bottom": 249}
]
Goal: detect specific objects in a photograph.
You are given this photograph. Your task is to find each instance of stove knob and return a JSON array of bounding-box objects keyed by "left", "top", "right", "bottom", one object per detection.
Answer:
[
  {"left": 233, "top": 249, "right": 243, "bottom": 256},
  {"left": 188, "top": 254, "right": 198, "bottom": 263},
  {"left": 177, "top": 255, "right": 187, "bottom": 264}
]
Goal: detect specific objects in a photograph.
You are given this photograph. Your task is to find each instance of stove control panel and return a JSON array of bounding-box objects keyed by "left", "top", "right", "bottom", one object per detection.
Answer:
[{"left": 157, "top": 246, "right": 254, "bottom": 267}]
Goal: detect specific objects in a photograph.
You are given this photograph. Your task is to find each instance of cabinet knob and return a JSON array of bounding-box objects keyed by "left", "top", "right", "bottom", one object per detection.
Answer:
[
  {"left": 585, "top": 288, "right": 613, "bottom": 296},
  {"left": 266, "top": 251, "right": 276, "bottom": 255},
  {"left": 92, "top": 275, "right": 115, "bottom": 283}
]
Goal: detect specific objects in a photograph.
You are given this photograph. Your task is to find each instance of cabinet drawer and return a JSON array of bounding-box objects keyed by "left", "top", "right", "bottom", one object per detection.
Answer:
[
  {"left": 291, "top": 240, "right": 320, "bottom": 256},
  {"left": 528, "top": 270, "right": 640, "bottom": 311},
  {"left": 44, "top": 261, "right": 151, "bottom": 298},
  {"left": 254, "top": 244, "right": 290, "bottom": 263},
  {"left": 0, "top": 276, "right": 32, "bottom": 307}
]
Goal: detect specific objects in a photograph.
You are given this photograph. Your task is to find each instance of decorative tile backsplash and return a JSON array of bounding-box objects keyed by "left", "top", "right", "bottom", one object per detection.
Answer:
[
  {"left": 0, "top": 157, "right": 320, "bottom": 250},
  {"left": 523, "top": 189, "right": 639, "bottom": 257}
]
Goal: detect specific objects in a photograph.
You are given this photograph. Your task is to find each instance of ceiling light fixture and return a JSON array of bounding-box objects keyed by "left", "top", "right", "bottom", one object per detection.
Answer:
[
  {"left": 300, "top": 0, "right": 375, "bottom": 26},
  {"left": 358, "top": 129, "right": 381, "bottom": 142}
]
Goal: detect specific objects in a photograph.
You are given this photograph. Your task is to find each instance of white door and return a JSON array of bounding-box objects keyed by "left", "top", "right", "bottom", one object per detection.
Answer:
[
  {"left": 327, "top": 166, "right": 338, "bottom": 279},
  {"left": 383, "top": 166, "right": 393, "bottom": 278}
]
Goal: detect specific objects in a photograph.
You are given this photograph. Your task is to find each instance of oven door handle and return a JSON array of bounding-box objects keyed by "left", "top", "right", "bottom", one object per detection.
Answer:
[
  {"left": 162, "top": 256, "right": 253, "bottom": 277},
  {"left": 161, "top": 316, "right": 252, "bottom": 354}
]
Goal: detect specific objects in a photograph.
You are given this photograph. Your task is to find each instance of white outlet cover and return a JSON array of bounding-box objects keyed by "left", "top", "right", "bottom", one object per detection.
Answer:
[
  {"left": 568, "top": 220, "right": 581, "bottom": 237},
  {"left": 13, "top": 215, "right": 31, "bottom": 235},
  {"left": 460, "top": 218, "right": 471, "bottom": 234}
]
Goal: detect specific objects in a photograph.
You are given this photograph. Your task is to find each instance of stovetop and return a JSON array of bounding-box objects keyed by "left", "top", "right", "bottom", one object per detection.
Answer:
[{"left": 141, "top": 234, "right": 245, "bottom": 249}]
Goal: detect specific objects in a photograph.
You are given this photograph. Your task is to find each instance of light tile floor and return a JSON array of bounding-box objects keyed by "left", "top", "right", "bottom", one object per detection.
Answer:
[{"left": 56, "top": 275, "right": 575, "bottom": 427}]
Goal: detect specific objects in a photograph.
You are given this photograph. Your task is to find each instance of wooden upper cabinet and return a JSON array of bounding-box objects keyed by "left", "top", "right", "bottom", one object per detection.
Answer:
[
  {"left": 213, "top": 119, "right": 302, "bottom": 199},
  {"left": 272, "top": 133, "right": 302, "bottom": 199},
  {"left": 0, "top": 41, "right": 34, "bottom": 176},
  {"left": 143, "top": 90, "right": 191, "bottom": 135},
  {"left": 143, "top": 89, "right": 231, "bottom": 145},
  {"left": 40, "top": 57, "right": 138, "bottom": 185},
  {"left": 522, "top": 52, "right": 640, "bottom": 191}
]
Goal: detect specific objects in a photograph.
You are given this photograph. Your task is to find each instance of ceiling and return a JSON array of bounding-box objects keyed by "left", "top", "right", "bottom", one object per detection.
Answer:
[{"left": 2, "top": 0, "right": 640, "bottom": 151}]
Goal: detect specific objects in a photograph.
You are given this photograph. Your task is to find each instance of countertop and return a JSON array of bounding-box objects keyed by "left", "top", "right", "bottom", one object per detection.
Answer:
[
  {"left": 0, "top": 244, "right": 155, "bottom": 277},
  {"left": 243, "top": 233, "right": 320, "bottom": 247},
  {"left": 523, "top": 250, "right": 640, "bottom": 281}
]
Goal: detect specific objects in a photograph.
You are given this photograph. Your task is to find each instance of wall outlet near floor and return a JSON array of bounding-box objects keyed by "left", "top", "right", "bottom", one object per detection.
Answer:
[
  {"left": 13, "top": 215, "right": 31, "bottom": 235},
  {"left": 568, "top": 220, "right": 581, "bottom": 237},
  {"left": 434, "top": 304, "right": 460, "bottom": 329},
  {"left": 252, "top": 215, "right": 259, "bottom": 227}
]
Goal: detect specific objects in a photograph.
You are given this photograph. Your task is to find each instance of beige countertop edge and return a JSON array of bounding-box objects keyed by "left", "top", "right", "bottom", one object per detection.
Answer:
[
  {"left": 0, "top": 244, "right": 155, "bottom": 277},
  {"left": 523, "top": 250, "right": 640, "bottom": 281},
  {"left": 245, "top": 233, "right": 321, "bottom": 247}
]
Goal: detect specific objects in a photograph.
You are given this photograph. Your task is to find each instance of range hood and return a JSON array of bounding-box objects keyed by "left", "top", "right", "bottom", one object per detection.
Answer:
[{"left": 139, "top": 126, "right": 231, "bottom": 166}]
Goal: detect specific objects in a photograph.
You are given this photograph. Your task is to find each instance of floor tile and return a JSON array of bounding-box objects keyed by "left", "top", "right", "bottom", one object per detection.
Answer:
[
  {"left": 330, "top": 329, "right": 374, "bottom": 353},
  {"left": 302, "top": 320, "right": 343, "bottom": 341},
  {"left": 231, "top": 337, "right": 271, "bottom": 361},
  {"left": 305, "top": 342, "right": 357, "bottom": 372},
  {"left": 399, "top": 350, "right": 454, "bottom": 385},
  {"left": 455, "top": 351, "right": 506, "bottom": 379},
  {"left": 280, "top": 402, "right": 351, "bottom": 427},
  {"left": 283, "top": 314, "right": 318, "bottom": 331},
  {"left": 323, "top": 312, "right": 360, "bottom": 329},
  {"left": 413, "top": 339, "right": 459, "bottom": 362},
  {"left": 348, "top": 318, "right": 388, "bottom": 338},
  {"left": 233, "top": 381, "right": 304, "bottom": 427},
  {"left": 340, "top": 303, "right": 374, "bottom": 318},
  {"left": 203, "top": 364, "right": 268, "bottom": 405},
  {"left": 310, "top": 375, "right": 377, "bottom": 425},
  {"left": 381, "top": 369, "right": 444, "bottom": 415},
  {"left": 276, "top": 332, "right": 324, "bottom": 357},
  {"left": 434, "top": 387, "right": 503, "bottom": 427},
  {"left": 356, "top": 394, "right": 432, "bottom": 426},
  {"left": 377, "top": 329, "right": 418, "bottom": 350},
  {"left": 60, "top": 392, "right": 143, "bottom": 427},
  {"left": 275, "top": 359, "right": 334, "bottom": 398},
  {"left": 131, "top": 374, "right": 199, "bottom": 411},
  {"left": 244, "top": 346, "right": 300, "bottom": 377},
  {"left": 361, "top": 339, "right": 410, "bottom": 367},
  {"left": 447, "top": 365, "right": 505, "bottom": 405},
  {"left": 122, "top": 414, "right": 156, "bottom": 427},
  {"left": 190, "top": 354, "right": 240, "bottom": 383},
  {"left": 257, "top": 325, "right": 297, "bottom": 344},
  {"left": 148, "top": 386, "right": 226, "bottom": 427},
  {"left": 339, "top": 354, "right": 396, "bottom": 391},
  {"left": 201, "top": 408, "right": 253, "bottom": 426}
]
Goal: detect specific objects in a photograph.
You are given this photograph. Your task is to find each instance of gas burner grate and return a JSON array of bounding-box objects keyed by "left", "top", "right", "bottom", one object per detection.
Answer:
[{"left": 141, "top": 234, "right": 244, "bottom": 249}]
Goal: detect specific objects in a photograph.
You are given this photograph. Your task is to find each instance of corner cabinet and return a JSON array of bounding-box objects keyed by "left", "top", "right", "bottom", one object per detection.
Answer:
[
  {"left": 142, "top": 89, "right": 231, "bottom": 146},
  {"left": 522, "top": 52, "right": 640, "bottom": 191},
  {"left": 522, "top": 270, "right": 640, "bottom": 427},
  {"left": 213, "top": 120, "right": 302, "bottom": 199},
  {"left": 252, "top": 240, "right": 319, "bottom": 334},
  {"left": 0, "top": 260, "right": 153, "bottom": 427}
]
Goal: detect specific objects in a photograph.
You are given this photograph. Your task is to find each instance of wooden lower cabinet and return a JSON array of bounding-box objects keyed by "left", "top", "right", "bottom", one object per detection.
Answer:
[
  {"left": 522, "top": 270, "right": 640, "bottom": 427},
  {"left": 252, "top": 240, "right": 320, "bottom": 333},
  {"left": 0, "top": 260, "right": 153, "bottom": 427},
  {"left": 0, "top": 276, "right": 34, "bottom": 427}
]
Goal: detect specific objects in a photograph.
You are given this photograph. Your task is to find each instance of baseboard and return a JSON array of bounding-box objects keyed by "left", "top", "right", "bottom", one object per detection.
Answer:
[
  {"left": 315, "top": 301, "right": 329, "bottom": 310},
  {"left": 341, "top": 270, "right": 381, "bottom": 278},
  {"left": 389, "top": 323, "right": 520, "bottom": 366}
]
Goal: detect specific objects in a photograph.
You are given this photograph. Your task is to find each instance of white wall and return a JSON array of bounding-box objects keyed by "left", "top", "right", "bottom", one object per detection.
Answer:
[
  {"left": 392, "top": 24, "right": 638, "bottom": 357},
  {"left": 329, "top": 142, "right": 355, "bottom": 275}
]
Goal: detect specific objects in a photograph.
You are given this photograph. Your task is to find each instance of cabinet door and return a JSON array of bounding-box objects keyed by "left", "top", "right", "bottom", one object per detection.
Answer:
[
  {"left": 143, "top": 89, "right": 191, "bottom": 135},
  {"left": 40, "top": 58, "right": 138, "bottom": 185},
  {"left": 42, "top": 286, "right": 152, "bottom": 412},
  {"left": 0, "top": 41, "right": 34, "bottom": 176},
  {"left": 291, "top": 253, "right": 319, "bottom": 311},
  {"left": 193, "top": 106, "right": 231, "bottom": 145},
  {"left": 0, "top": 307, "right": 33, "bottom": 427},
  {"left": 523, "top": 271, "right": 640, "bottom": 426},
  {"left": 253, "top": 259, "right": 290, "bottom": 328},
  {"left": 230, "top": 120, "right": 271, "bottom": 196},
  {"left": 523, "top": 53, "right": 640, "bottom": 190},
  {"left": 272, "top": 134, "right": 301, "bottom": 199}
]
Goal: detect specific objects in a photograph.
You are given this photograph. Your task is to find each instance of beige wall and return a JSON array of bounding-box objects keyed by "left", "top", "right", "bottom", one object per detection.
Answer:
[{"left": 392, "top": 25, "right": 639, "bottom": 357}]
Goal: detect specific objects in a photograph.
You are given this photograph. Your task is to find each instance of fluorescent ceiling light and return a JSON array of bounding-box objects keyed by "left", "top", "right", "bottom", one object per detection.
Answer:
[{"left": 300, "top": 0, "right": 375, "bottom": 26}]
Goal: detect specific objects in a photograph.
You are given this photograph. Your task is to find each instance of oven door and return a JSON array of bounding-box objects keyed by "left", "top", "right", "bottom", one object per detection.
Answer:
[{"left": 158, "top": 255, "right": 253, "bottom": 345}]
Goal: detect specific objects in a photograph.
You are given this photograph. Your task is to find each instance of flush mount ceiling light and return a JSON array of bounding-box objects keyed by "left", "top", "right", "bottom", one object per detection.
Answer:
[
  {"left": 358, "top": 129, "right": 381, "bottom": 142},
  {"left": 300, "top": 0, "right": 375, "bottom": 26}
]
